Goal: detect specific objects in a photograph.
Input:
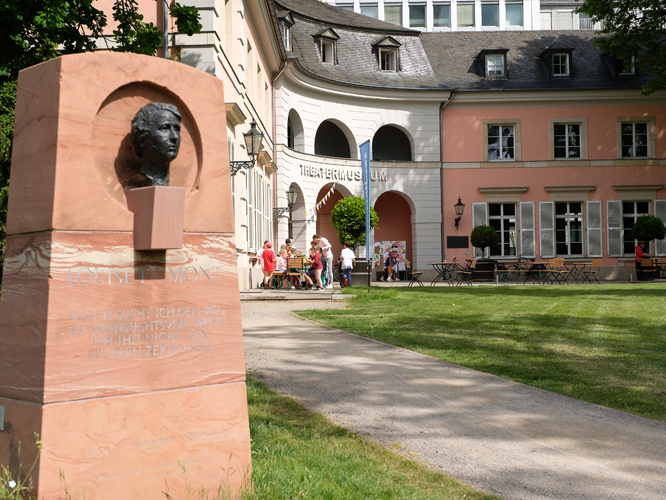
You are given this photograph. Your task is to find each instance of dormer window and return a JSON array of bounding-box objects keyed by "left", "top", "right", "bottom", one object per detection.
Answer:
[
  {"left": 312, "top": 28, "right": 340, "bottom": 65},
  {"left": 278, "top": 11, "right": 294, "bottom": 53},
  {"left": 486, "top": 54, "right": 504, "bottom": 76},
  {"left": 373, "top": 36, "right": 402, "bottom": 72},
  {"left": 552, "top": 53, "right": 570, "bottom": 76},
  {"left": 473, "top": 49, "right": 508, "bottom": 78},
  {"left": 620, "top": 56, "right": 636, "bottom": 75}
]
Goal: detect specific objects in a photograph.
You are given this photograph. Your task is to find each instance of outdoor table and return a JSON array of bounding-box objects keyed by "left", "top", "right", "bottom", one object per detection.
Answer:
[
  {"left": 563, "top": 261, "right": 592, "bottom": 284},
  {"left": 427, "top": 262, "right": 461, "bottom": 286},
  {"left": 521, "top": 262, "right": 547, "bottom": 285}
]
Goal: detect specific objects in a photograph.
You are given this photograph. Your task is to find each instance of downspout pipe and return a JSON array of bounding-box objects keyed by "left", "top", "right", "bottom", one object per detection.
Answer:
[{"left": 439, "top": 90, "right": 456, "bottom": 262}]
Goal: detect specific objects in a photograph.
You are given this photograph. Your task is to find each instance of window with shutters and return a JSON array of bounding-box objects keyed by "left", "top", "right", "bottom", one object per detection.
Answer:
[
  {"left": 622, "top": 201, "right": 650, "bottom": 254},
  {"left": 488, "top": 203, "right": 517, "bottom": 256},
  {"left": 555, "top": 202, "right": 583, "bottom": 255}
]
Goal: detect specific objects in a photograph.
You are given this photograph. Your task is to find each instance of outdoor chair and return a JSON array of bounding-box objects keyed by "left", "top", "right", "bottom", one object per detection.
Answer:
[
  {"left": 581, "top": 258, "right": 602, "bottom": 284},
  {"left": 454, "top": 258, "right": 475, "bottom": 286},
  {"left": 544, "top": 258, "right": 570, "bottom": 284},
  {"left": 408, "top": 271, "right": 424, "bottom": 287}
]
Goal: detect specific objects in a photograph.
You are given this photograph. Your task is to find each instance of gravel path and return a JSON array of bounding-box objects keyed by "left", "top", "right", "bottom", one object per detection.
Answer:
[{"left": 242, "top": 300, "right": 666, "bottom": 500}]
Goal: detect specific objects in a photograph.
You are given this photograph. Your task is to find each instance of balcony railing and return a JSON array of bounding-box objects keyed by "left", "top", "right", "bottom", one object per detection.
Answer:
[{"left": 540, "top": 18, "right": 604, "bottom": 30}]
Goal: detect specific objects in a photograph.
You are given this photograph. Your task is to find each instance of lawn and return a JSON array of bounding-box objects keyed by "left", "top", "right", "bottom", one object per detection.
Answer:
[
  {"left": 297, "top": 284, "right": 666, "bottom": 423},
  {"left": 244, "top": 377, "right": 499, "bottom": 500}
]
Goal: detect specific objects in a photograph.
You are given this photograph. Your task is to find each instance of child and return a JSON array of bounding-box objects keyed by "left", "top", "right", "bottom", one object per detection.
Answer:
[
  {"left": 304, "top": 242, "right": 324, "bottom": 290},
  {"left": 338, "top": 241, "right": 355, "bottom": 287},
  {"left": 276, "top": 249, "right": 288, "bottom": 289},
  {"left": 262, "top": 242, "right": 276, "bottom": 289},
  {"left": 388, "top": 244, "right": 400, "bottom": 282},
  {"left": 379, "top": 255, "right": 390, "bottom": 282}
]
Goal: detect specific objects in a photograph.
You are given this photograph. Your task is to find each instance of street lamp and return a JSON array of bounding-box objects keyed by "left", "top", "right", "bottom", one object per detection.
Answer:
[
  {"left": 454, "top": 197, "right": 465, "bottom": 228},
  {"left": 230, "top": 120, "right": 265, "bottom": 175},
  {"left": 287, "top": 186, "right": 297, "bottom": 239},
  {"left": 273, "top": 187, "right": 298, "bottom": 219}
]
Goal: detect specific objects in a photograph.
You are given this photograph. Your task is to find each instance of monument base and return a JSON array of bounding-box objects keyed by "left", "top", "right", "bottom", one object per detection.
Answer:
[{"left": 0, "top": 383, "right": 251, "bottom": 499}]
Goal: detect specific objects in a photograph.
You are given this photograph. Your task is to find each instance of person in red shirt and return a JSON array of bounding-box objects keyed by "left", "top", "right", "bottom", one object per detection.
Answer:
[
  {"left": 304, "top": 242, "right": 324, "bottom": 290},
  {"left": 262, "top": 242, "right": 276, "bottom": 289},
  {"left": 635, "top": 241, "right": 649, "bottom": 281}
]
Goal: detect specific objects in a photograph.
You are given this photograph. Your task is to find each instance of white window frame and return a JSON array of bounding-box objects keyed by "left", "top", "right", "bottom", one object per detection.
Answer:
[
  {"left": 457, "top": 2, "right": 475, "bottom": 28},
  {"left": 550, "top": 118, "right": 588, "bottom": 160},
  {"left": 409, "top": 4, "right": 426, "bottom": 28},
  {"left": 488, "top": 203, "right": 518, "bottom": 257},
  {"left": 483, "top": 119, "right": 521, "bottom": 162},
  {"left": 505, "top": 2, "right": 523, "bottom": 27},
  {"left": 554, "top": 202, "right": 584, "bottom": 256},
  {"left": 619, "top": 120, "right": 651, "bottom": 158},
  {"left": 283, "top": 24, "right": 291, "bottom": 52},
  {"left": 481, "top": 2, "right": 499, "bottom": 27},
  {"left": 384, "top": 3, "right": 403, "bottom": 25},
  {"left": 380, "top": 48, "right": 398, "bottom": 71},
  {"left": 552, "top": 53, "right": 570, "bottom": 76},
  {"left": 619, "top": 56, "right": 636, "bottom": 75},
  {"left": 321, "top": 40, "right": 335, "bottom": 64},
  {"left": 486, "top": 54, "right": 504, "bottom": 77},
  {"left": 360, "top": 3, "right": 378, "bottom": 18},
  {"left": 433, "top": 3, "right": 451, "bottom": 28}
]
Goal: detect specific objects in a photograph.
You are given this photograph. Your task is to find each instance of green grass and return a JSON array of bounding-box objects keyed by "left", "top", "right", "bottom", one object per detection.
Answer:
[
  {"left": 297, "top": 284, "right": 666, "bottom": 422},
  {"left": 245, "top": 376, "right": 500, "bottom": 500}
]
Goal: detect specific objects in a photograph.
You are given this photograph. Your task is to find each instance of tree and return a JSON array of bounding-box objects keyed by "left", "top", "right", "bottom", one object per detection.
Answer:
[
  {"left": 0, "top": 0, "right": 201, "bottom": 277},
  {"left": 330, "top": 196, "right": 379, "bottom": 254},
  {"left": 631, "top": 215, "right": 666, "bottom": 243},
  {"left": 470, "top": 225, "right": 499, "bottom": 258},
  {"left": 578, "top": 0, "right": 666, "bottom": 95}
]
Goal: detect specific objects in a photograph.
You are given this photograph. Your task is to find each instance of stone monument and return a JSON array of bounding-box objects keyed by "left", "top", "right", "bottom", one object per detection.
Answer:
[{"left": 0, "top": 52, "right": 251, "bottom": 498}]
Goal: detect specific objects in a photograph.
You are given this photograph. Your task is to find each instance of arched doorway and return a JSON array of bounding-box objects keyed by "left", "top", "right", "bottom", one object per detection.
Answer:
[
  {"left": 373, "top": 191, "right": 414, "bottom": 273},
  {"left": 372, "top": 125, "right": 412, "bottom": 161},
  {"left": 314, "top": 120, "right": 356, "bottom": 159},
  {"left": 315, "top": 184, "right": 345, "bottom": 261},
  {"left": 287, "top": 182, "right": 308, "bottom": 252}
]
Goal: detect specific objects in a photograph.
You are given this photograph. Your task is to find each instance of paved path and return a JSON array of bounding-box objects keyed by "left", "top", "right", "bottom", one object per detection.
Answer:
[{"left": 242, "top": 301, "right": 666, "bottom": 500}]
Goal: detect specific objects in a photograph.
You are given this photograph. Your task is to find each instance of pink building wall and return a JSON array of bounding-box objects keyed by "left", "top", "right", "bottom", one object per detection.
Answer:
[{"left": 441, "top": 104, "right": 666, "bottom": 267}]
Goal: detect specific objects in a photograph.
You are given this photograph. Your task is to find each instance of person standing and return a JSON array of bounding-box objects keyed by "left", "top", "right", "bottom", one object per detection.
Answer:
[
  {"left": 338, "top": 241, "right": 356, "bottom": 287},
  {"left": 262, "top": 242, "right": 276, "bottom": 289},
  {"left": 314, "top": 234, "right": 334, "bottom": 288},
  {"left": 388, "top": 244, "right": 400, "bottom": 282},
  {"left": 635, "top": 241, "right": 649, "bottom": 281}
]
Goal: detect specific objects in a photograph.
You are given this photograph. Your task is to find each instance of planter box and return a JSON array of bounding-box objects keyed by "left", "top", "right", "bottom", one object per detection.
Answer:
[{"left": 472, "top": 260, "right": 496, "bottom": 282}]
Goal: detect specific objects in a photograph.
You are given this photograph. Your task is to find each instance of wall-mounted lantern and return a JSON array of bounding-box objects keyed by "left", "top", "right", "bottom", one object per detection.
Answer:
[
  {"left": 230, "top": 120, "right": 264, "bottom": 175},
  {"left": 454, "top": 197, "right": 465, "bottom": 228},
  {"left": 273, "top": 187, "right": 298, "bottom": 219}
]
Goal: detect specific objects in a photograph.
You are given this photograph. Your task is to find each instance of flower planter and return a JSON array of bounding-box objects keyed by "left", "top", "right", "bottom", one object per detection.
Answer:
[{"left": 472, "top": 259, "right": 496, "bottom": 282}]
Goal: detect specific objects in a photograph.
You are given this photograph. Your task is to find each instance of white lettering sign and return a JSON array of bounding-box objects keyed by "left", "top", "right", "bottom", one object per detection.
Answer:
[{"left": 299, "top": 164, "right": 387, "bottom": 182}]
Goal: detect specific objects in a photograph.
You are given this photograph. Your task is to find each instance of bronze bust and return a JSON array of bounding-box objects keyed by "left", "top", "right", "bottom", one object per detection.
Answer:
[{"left": 130, "top": 103, "right": 182, "bottom": 186}]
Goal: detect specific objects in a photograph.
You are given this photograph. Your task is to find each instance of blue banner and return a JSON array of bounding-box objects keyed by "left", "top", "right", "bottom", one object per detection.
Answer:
[{"left": 360, "top": 140, "right": 371, "bottom": 262}]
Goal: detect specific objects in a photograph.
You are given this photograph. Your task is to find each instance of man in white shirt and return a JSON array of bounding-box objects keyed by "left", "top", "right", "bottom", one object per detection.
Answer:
[
  {"left": 314, "top": 234, "right": 334, "bottom": 288},
  {"left": 338, "top": 241, "right": 355, "bottom": 287}
]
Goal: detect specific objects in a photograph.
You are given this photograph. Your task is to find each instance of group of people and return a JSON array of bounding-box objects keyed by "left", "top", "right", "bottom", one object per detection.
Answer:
[
  {"left": 257, "top": 235, "right": 357, "bottom": 290},
  {"left": 379, "top": 243, "right": 401, "bottom": 282}
]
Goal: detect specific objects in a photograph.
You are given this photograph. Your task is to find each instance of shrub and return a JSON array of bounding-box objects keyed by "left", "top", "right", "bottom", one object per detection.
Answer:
[
  {"left": 470, "top": 225, "right": 499, "bottom": 256},
  {"left": 631, "top": 215, "right": 666, "bottom": 243}
]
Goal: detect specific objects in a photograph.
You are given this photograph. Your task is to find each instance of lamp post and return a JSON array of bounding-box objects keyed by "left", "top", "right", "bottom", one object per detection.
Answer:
[
  {"left": 287, "top": 186, "right": 297, "bottom": 240},
  {"left": 230, "top": 120, "right": 265, "bottom": 175},
  {"left": 454, "top": 197, "right": 465, "bottom": 229}
]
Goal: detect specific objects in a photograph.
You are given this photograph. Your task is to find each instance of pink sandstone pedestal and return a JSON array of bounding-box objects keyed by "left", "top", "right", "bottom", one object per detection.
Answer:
[{"left": 0, "top": 52, "right": 251, "bottom": 499}]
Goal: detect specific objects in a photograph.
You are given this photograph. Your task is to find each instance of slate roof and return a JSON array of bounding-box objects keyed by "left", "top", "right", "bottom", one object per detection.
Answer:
[
  {"left": 286, "top": 15, "right": 442, "bottom": 89},
  {"left": 276, "top": 0, "right": 414, "bottom": 34},
  {"left": 420, "top": 31, "right": 649, "bottom": 91}
]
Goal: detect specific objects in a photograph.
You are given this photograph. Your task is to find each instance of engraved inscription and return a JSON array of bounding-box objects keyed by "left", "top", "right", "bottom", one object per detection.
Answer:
[
  {"left": 67, "top": 266, "right": 224, "bottom": 286},
  {"left": 64, "top": 305, "right": 225, "bottom": 360}
]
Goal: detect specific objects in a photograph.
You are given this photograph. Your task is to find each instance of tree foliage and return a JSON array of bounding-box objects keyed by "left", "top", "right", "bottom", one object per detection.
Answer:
[
  {"left": 330, "top": 196, "right": 379, "bottom": 251},
  {"left": 470, "top": 225, "right": 499, "bottom": 254},
  {"left": 631, "top": 215, "right": 666, "bottom": 242},
  {"left": 578, "top": 0, "right": 666, "bottom": 94}
]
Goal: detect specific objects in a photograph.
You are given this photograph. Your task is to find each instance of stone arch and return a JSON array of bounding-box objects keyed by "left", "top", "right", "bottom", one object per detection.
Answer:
[
  {"left": 314, "top": 119, "right": 358, "bottom": 159},
  {"left": 287, "top": 109, "right": 305, "bottom": 152},
  {"left": 373, "top": 190, "right": 416, "bottom": 272},
  {"left": 315, "top": 182, "right": 353, "bottom": 260},
  {"left": 372, "top": 124, "right": 414, "bottom": 161}
]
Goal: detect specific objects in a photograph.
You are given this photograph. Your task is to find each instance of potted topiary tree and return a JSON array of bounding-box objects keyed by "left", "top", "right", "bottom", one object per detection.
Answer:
[
  {"left": 631, "top": 215, "right": 666, "bottom": 245},
  {"left": 470, "top": 224, "right": 499, "bottom": 281},
  {"left": 330, "top": 196, "right": 379, "bottom": 286}
]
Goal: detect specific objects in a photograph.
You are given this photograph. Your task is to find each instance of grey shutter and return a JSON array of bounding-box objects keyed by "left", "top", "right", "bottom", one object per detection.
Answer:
[
  {"left": 520, "top": 202, "right": 535, "bottom": 258},
  {"left": 539, "top": 202, "right": 555, "bottom": 258},
  {"left": 472, "top": 202, "right": 488, "bottom": 258},
  {"left": 655, "top": 200, "right": 666, "bottom": 256},
  {"left": 607, "top": 200, "right": 622, "bottom": 257},
  {"left": 586, "top": 201, "right": 602, "bottom": 257}
]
